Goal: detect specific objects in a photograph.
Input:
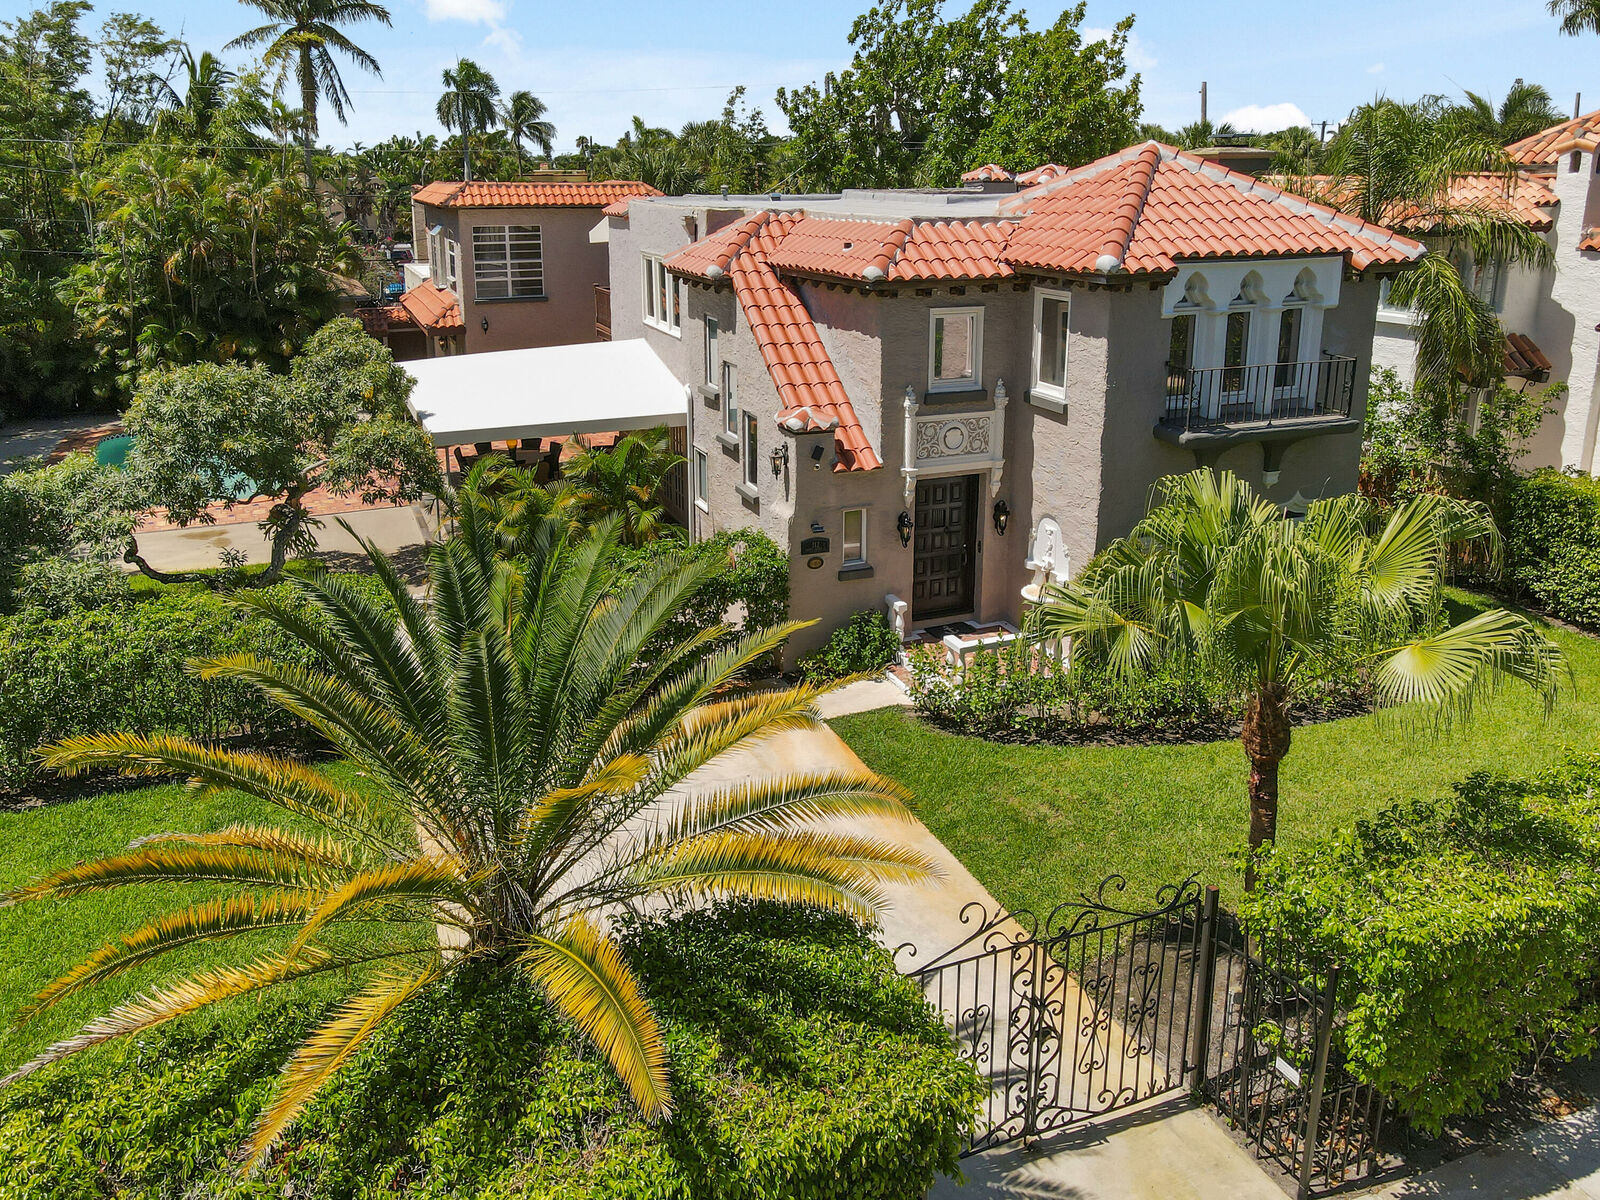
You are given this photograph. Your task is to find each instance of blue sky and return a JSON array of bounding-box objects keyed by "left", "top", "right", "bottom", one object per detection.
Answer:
[{"left": 113, "top": 0, "right": 1596, "bottom": 153}]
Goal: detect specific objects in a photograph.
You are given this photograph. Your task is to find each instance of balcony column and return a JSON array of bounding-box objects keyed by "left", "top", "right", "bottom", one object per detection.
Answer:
[
  {"left": 989, "top": 378, "right": 1008, "bottom": 498},
  {"left": 901, "top": 384, "right": 919, "bottom": 510}
]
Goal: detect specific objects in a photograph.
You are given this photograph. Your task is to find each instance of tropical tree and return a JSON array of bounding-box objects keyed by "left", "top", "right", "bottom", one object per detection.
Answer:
[
  {"left": 436, "top": 58, "right": 499, "bottom": 181},
  {"left": 557, "top": 426, "right": 685, "bottom": 546},
  {"left": 1549, "top": 0, "right": 1600, "bottom": 35},
  {"left": 500, "top": 90, "right": 555, "bottom": 175},
  {"left": 1446, "top": 79, "right": 1565, "bottom": 145},
  {"left": 227, "top": 0, "right": 392, "bottom": 184},
  {"left": 1302, "top": 97, "right": 1555, "bottom": 392},
  {"left": 1033, "top": 470, "right": 1564, "bottom": 885},
  {"left": 2, "top": 503, "right": 934, "bottom": 1171},
  {"left": 155, "top": 46, "right": 236, "bottom": 139}
]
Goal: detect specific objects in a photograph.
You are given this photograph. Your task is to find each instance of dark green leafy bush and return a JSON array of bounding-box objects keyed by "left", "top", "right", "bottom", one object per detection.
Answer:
[
  {"left": 1242, "top": 753, "right": 1600, "bottom": 1132},
  {"left": 1503, "top": 470, "right": 1600, "bottom": 627},
  {"left": 0, "top": 902, "right": 980, "bottom": 1199},
  {"left": 800, "top": 608, "right": 903, "bottom": 683}
]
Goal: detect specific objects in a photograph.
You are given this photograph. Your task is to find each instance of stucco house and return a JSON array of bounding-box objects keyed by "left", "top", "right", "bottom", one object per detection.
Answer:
[
  {"left": 390, "top": 179, "right": 661, "bottom": 357},
  {"left": 606, "top": 142, "right": 1425, "bottom": 658},
  {"left": 1371, "top": 110, "right": 1600, "bottom": 472}
]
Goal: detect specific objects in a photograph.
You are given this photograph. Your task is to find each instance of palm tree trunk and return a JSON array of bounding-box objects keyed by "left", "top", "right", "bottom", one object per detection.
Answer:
[
  {"left": 1241, "top": 682, "right": 1292, "bottom": 890},
  {"left": 299, "top": 47, "right": 317, "bottom": 187},
  {"left": 463, "top": 127, "right": 472, "bottom": 182}
]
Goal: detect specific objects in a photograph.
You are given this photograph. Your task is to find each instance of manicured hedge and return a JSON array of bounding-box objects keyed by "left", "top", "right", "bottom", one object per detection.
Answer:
[
  {"left": 0, "top": 902, "right": 980, "bottom": 1199},
  {"left": 1242, "top": 753, "right": 1600, "bottom": 1132},
  {"left": 1503, "top": 469, "right": 1600, "bottom": 627}
]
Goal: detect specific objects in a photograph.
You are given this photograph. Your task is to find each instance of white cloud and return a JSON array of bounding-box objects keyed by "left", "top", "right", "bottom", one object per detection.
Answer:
[
  {"left": 1083, "top": 27, "right": 1157, "bottom": 73},
  {"left": 1222, "top": 102, "right": 1311, "bottom": 132},
  {"left": 423, "top": 0, "right": 505, "bottom": 24},
  {"left": 1366, "top": 62, "right": 1386, "bottom": 75}
]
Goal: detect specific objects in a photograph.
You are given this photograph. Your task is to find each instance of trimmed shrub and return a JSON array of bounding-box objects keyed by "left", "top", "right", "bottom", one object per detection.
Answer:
[
  {"left": 610, "top": 528, "right": 789, "bottom": 657},
  {"left": 0, "top": 901, "right": 980, "bottom": 1199},
  {"left": 800, "top": 608, "right": 903, "bottom": 683},
  {"left": 1504, "top": 470, "right": 1600, "bottom": 627},
  {"left": 1242, "top": 754, "right": 1600, "bottom": 1133}
]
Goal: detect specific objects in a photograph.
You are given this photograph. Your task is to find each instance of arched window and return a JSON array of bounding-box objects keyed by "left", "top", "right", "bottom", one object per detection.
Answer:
[{"left": 1288, "top": 267, "right": 1321, "bottom": 304}]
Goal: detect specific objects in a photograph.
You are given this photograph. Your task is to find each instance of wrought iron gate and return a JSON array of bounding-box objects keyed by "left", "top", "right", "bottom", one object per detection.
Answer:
[{"left": 895, "top": 876, "right": 1209, "bottom": 1154}]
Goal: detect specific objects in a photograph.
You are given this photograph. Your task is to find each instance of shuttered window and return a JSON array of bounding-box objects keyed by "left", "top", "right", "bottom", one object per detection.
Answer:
[{"left": 473, "top": 225, "right": 544, "bottom": 299}]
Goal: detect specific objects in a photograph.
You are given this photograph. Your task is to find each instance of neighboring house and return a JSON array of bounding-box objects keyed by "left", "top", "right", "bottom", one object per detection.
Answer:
[
  {"left": 392, "top": 179, "right": 662, "bottom": 357},
  {"left": 1370, "top": 110, "right": 1600, "bottom": 471},
  {"left": 608, "top": 141, "right": 1424, "bottom": 657}
]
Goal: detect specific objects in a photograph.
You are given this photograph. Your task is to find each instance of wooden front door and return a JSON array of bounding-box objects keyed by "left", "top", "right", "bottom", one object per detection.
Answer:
[{"left": 913, "top": 474, "right": 979, "bottom": 620}]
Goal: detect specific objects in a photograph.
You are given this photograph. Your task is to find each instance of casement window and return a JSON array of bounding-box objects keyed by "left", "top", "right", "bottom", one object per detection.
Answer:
[
  {"left": 444, "top": 238, "right": 460, "bottom": 293},
  {"left": 742, "top": 411, "right": 758, "bottom": 488},
  {"left": 704, "top": 317, "right": 719, "bottom": 387},
  {"left": 472, "top": 225, "right": 544, "bottom": 299},
  {"left": 722, "top": 362, "right": 737, "bottom": 436},
  {"left": 427, "top": 225, "right": 443, "bottom": 272},
  {"left": 1274, "top": 307, "right": 1303, "bottom": 388},
  {"left": 1223, "top": 309, "right": 1250, "bottom": 393},
  {"left": 1473, "top": 258, "right": 1503, "bottom": 311},
  {"left": 928, "top": 307, "right": 983, "bottom": 392},
  {"left": 842, "top": 507, "right": 867, "bottom": 567},
  {"left": 1032, "top": 291, "right": 1070, "bottom": 396},
  {"left": 694, "top": 447, "right": 709, "bottom": 511},
  {"left": 641, "top": 254, "right": 681, "bottom": 334}
]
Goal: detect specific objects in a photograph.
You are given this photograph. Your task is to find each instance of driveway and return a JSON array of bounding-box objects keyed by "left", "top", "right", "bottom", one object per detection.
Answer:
[{"left": 129, "top": 504, "right": 436, "bottom": 575}]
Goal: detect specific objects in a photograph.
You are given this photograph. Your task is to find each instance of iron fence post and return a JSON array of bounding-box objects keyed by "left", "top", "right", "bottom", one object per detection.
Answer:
[
  {"left": 1297, "top": 964, "right": 1342, "bottom": 1200},
  {"left": 1189, "top": 885, "right": 1220, "bottom": 1091}
]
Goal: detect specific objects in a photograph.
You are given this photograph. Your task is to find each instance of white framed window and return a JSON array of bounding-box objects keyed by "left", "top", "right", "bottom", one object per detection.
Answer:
[
  {"left": 472, "top": 225, "right": 544, "bottom": 300},
  {"left": 742, "top": 411, "right": 758, "bottom": 487},
  {"left": 722, "top": 362, "right": 737, "bottom": 436},
  {"left": 444, "top": 237, "right": 459, "bottom": 293},
  {"left": 1032, "top": 290, "right": 1070, "bottom": 396},
  {"left": 928, "top": 307, "right": 983, "bottom": 392},
  {"left": 427, "top": 224, "right": 442, "bottom": 270},
  {"left": 1473, "top": 258, "right": 1504, "bottom": 311},
  {"left": 704, "top": 317, "right": 719, "bottom": 387},
  {"left": 842, "top": 507, "right": 867, "bottom": 566},
  {"left": 641, "top": 254, "right": 681, "bottom": 335},
  {"left": 693, "top": 447, "right": 709, "bottom": 511}
]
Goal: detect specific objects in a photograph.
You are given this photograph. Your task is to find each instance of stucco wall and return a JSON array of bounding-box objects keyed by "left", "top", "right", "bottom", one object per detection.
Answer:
[{"left": 1538, "top": 150, "right": 1600, "bottom": 471}]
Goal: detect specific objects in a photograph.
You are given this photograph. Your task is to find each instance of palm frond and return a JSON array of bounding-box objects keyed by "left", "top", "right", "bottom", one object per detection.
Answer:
[
  {"left": 3, "top": 842, "right": 341, "bottom": 905},
  {"left": 286, "top": 857, "right": 473, "bottom": 964},
  {"left": 1372, "top": 607, "right": 1566, "bottom": 718},
  {"left": 130, "top": 824, "right": 358, "bottom": 872}
]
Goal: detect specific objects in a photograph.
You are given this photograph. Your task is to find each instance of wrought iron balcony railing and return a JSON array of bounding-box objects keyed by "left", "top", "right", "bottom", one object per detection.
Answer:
[{"left": 1161, "top": 352, "right": 1357, "bottom": 434}]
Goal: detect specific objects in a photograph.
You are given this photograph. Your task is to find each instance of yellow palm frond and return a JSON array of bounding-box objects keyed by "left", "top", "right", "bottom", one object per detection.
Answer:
[
  {"left": 18, "top": 892, "right": 318, "bottom": 1023},
  {"left": 285, "top": 857, "right": 473, "bottom": 965},
  {"left": 646, "top": 685, "right": 828, "bottom": 786},
  {"left": 243, "top": 962, "right": 442, "bottom": 1172},
  {"left": 656, "top": 771, "right": 915, "bottom": 845},
  {"left": 3, "top": 842, "right": 343, "bottom": 906},
  {"left": 131, "top": 825, "right": 358, "bottom": 872},
  {"left": 1373, "top": 606, "right": 1566, "bottom": 717},
  {"left": 516, "top": 916, "right": 670, "bottom": 1120},
  {"left": 514, "top": 753, "right": 651, "bottom": 852}
]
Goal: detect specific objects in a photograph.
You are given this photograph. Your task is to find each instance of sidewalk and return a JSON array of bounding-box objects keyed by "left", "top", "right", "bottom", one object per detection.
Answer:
[{"left": 1358, "top": 1104, "right": 1600, "bottom": 1199}]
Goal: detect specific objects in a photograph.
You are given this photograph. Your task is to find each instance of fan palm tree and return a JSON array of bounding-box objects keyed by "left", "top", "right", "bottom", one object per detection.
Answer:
[
  {"left": 1446, "top": 80, "right": 1565, "bottom": 146},
  {"left": 227, "top": 0, "right": 391, "bottom": 185},
  {"left": 436, "top": 58, "right": 500, "bottom": 182},
  {"left": 1303, "top": 98, "right": 1555, "bottom": 392},
  {"left": 500, "top": 90, "right": 556, "bottom": 176},
  {"left": 1034, "top": 470, "right": 1564, "bottom": 886},
  {"left": 1550, "top": 0, "right": 1600, "bottom": 35},
  {"left": 2, "top": 508, "right": 934, "bottom": 1170},
  {"left": 557, "top": 426, "right": 684, "bottom": 546}
]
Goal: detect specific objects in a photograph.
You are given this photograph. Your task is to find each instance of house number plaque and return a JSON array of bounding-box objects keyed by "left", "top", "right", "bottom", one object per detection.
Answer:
[{"left": 800, "top": 537, "right": 830, "bottom": 555}]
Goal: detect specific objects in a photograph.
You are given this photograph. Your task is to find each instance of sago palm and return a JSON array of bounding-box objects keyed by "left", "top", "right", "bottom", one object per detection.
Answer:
[
  {"left": 227, "top": 0, "right": 392, "bottom": 185},
  {"left": 436, "top": 58, "right": 500, "bottom": 182},
  {"left": 2, "top": 509, "right": 935, "bottom": 1170},
  {"left": 1033, "top": 470, "right": 1564, "bottom": 884}
]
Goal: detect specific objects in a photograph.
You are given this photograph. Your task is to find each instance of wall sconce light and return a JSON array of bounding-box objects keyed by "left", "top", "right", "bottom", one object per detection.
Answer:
[
  {"left": 992, "top": 499, "right": 1010, "bottom": 536},
  {"left": 897, "top": 510, "right": 914, "bottom": 548},
  {"left": 769, "top": 442, "right": 789, "bottom": 476},
  {"left": 480, "top": 316, "right": 489, "bottom": 333},
  {"left": 810, "top": 521, "right": 825, "bottom": 534},
  {"left": 809, "top": 443, "right": 826, "bottom": 470}
]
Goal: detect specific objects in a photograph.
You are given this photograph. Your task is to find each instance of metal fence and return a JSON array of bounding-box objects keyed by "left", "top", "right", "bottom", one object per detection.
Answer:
[{"left": 1162, "top": 353, "right": 1358, "bottom": 433}]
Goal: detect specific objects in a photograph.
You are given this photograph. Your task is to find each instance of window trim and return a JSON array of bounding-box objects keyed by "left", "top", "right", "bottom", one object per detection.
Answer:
[
  {"left": 471, "top": 223, "right": 545, "bottom": 301},
  {"left": 1031, "top": 289, "right": 1071, "bottom": 399},
  {"left": 444, "top": 237, "right": 460, "bottom": 293},
  {"left": 703, "top": 316, "right": 719, "bottom": 387},
  {"left": 721, "top": 362, "right": 738, "bottom": 438},
  {"left": 841, "top": 506, "right": 867, "bottom": 567},
  {"left": 693, "top": 446, "right": 709, "bottom": 512},
  {"left": 927, "top": 306, "right": 984, "bottom": 393},
  {"left": 741, "top": 411, "right": 758, "bottom": 488},
  {"left": 641, "top": 253, "right": 682, "bottom": 336}
]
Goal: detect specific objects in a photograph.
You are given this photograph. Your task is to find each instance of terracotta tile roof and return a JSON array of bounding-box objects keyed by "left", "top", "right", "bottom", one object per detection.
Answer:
[
  {"left": 708, "top": 214, "right": 1016, "bottom": 284},
  {"left": 354, "top": 304, "right": 413, "bottom": 335},
  {"left": 890, "top": 220, "right": 1018, "bottom": 281},
  {"left": 1015, "top": 163, "right": 1069, "bottom": 186},
  {"left": 1504, "top": 331, "right": 1552, "bottom": 378},
  {"left": 961, "top": 163, "right": 1013, "bottom": 182},
  {"left": 765, "top": 217, "right": 914, "bottom": 280},
  {"left": 667, "top": 212, "right": 881, "bottom": 472},
  {"left": 1581, "top": 229, "right": 1600, "bottom": 253},
  {"left": 1300, "top": 171, "right": 1558, "bottom": 232},
  {"left": 411, "top": 180, "right": 662, "bottom": 209},
  {"left": 1509, "top": 110, "right": 1600, "bottom": 166},
  {"left": 956, "top": 163, "right": 1067, "bottom": 185},
  {"left": 601, "top": 197, "right": 634, "bottom": 217},
  {"left": 999, "top": 142, "right": 1425, "bottom": 276},
  {"left": 398, "top": 282, "right": 464, "bottom": 333}
]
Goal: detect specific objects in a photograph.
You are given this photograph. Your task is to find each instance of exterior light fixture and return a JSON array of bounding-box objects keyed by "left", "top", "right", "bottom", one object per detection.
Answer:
[
  {"left": 897, "top": 510, "right": 914, "bottom": 548},
  {"left": 480, "top": 317, "right": 489, "bottom": 333},
  {"left": 769, "top": 442, "right": 789, "bottom": 476},
  {"left": 992, "top": 499, "right": 1010, "bottom": 536}
]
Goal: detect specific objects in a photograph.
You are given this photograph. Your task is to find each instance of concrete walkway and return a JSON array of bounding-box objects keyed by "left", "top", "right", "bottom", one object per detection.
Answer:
[
  {"left": 0, "top": 415, "right": 113, "bottom": 474},
  {"left": 1357, "top": 1105, "right": 1600, "bottom": 1199},
  {"left": 130, "top": 504, "right": 435, "bottom": 574},
  {"left": 813, "top": 674, "right": 913, "bottom": 718}
]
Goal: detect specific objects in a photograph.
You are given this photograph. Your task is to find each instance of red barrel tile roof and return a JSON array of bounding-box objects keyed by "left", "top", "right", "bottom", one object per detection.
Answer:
[
  {"left": 1509, "top": 110, "right": 1600, "bottom": 166},
  {"left": 412, "top": 180, "right": 662, "bottom": 208},
  {"left": 766, "top": 217, "right": 914, "bottom": 280},
  {"left": 961, "top": 163, "right": 1013, "bottom": 182},
  {"left": 890, "top": 220, "right": 1017, "bottom": 280},
  {"left": 1504, "top": 331, "right": 1552, "bottom": 378},
  {"left": 398, "top": 282, "right": 464, "bottom": 333},
  {"left": 1581, "top": 229, "right": 1600, "bottom": 253},
  {"left": 1301, "top": 171, "right": 1558, "bottom": 232}
]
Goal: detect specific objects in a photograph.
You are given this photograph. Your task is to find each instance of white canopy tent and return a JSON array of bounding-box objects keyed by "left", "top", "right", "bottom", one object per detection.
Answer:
[{"left": 403, "top": 339, "right": 688, "bottom": 447}]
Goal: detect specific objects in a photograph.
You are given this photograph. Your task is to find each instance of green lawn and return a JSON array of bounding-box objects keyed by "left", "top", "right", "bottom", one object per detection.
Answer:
[
  {"left": 832, "top": 591, "right": 1600, "bottom": 920},
  {"left": 0, "top": 763, "right": 421, "bottom": 1073}
]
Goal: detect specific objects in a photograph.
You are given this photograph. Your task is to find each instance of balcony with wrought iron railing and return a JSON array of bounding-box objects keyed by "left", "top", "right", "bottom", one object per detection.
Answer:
[{"left": 1159, "top": 352, "right": 1358, "bottom": 440}]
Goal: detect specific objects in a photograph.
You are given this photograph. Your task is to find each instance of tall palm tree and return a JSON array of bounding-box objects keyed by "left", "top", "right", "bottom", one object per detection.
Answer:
[
  {"left": 436, "top": 59, "right": 500, "bottom": 182},
  {"left": 500, "top": 90, "right": 555, "bottom": 176},
  {"left": 1446, "top": 80, "right": 1565, "bottom": 146},
  {"left": 2, "top": 507, "right": 933, "bottom": 1169},
  {"left": 557, "top": 427, "right": 684, "bottom": 546},
  {"left": 1034, "top": 470, "right": 1564, "bottom": 886},
  {"left": 1303, "top": 98, "right": 1555, "bottom": 392},
  {"left": 156, "top": 47, "right": 237, "bottom": 139},
  {"left": 1550, "top": 0, "right": 1600, "bottom": 35},
  {"left": 227, "top": 0, "right": 391, "bottom": 185}
]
